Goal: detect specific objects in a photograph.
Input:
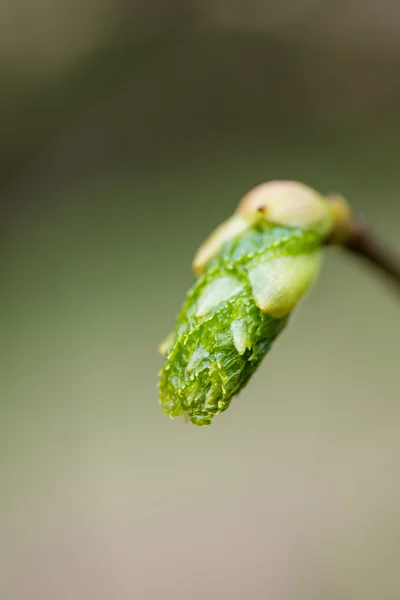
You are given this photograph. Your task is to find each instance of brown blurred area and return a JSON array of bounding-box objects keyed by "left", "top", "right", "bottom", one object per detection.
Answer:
[{"left": 1, "top": 2, "right": 400, "bottom": 600}]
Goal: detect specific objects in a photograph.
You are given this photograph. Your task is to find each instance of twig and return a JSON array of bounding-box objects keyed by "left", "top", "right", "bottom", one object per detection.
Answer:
[
  {"left": 327, "top": 195, "right": 400, "bottom": 298},
  {"left": 342, "top": 214, "right": 400, "bottom": 297}
]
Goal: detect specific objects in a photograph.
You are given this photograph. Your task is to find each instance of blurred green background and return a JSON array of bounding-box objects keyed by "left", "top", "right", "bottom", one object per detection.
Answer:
[{"left": 1, "top": 2, "right": 400, "bottom": 598}]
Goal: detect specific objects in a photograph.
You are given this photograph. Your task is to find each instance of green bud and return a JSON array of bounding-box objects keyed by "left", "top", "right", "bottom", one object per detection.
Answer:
[{"left": 159, "top": 181, "right": 344, "bottom": 426}]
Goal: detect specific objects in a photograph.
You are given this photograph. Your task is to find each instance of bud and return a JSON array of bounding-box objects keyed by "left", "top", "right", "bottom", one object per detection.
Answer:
[
  {"left": 238, "top": 180, "right": 334, "bottom": 235},
  {"left": 159, "top": 181, "right": 348, "bottom": 426}
]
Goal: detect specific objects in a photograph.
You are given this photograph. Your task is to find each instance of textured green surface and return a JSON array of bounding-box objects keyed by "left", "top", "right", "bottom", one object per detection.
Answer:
[{"left": 159, "top": 223, "right": 323, "bottom": 426}]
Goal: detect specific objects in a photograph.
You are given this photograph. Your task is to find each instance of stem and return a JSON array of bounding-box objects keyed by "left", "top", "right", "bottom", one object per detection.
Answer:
[
  {"left": 327, "top": 196, "right": 400, "bottom": 298},
  {"left": 342, "top": 214, "right": 400, "bottom": 297}
]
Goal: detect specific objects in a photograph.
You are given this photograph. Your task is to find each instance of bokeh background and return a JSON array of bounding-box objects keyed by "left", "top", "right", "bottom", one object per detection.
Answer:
[{"left": 2, "top": 2, "right": 400, "bottom": 598}]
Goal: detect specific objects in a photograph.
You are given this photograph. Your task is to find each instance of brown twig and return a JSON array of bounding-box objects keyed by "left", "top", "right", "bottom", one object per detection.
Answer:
[
  {"left": 341, "top": 213, "right": 400, "bottom": 297},
  {"left": 327, "top": 195, "right": 400, "bottom": 298}
]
